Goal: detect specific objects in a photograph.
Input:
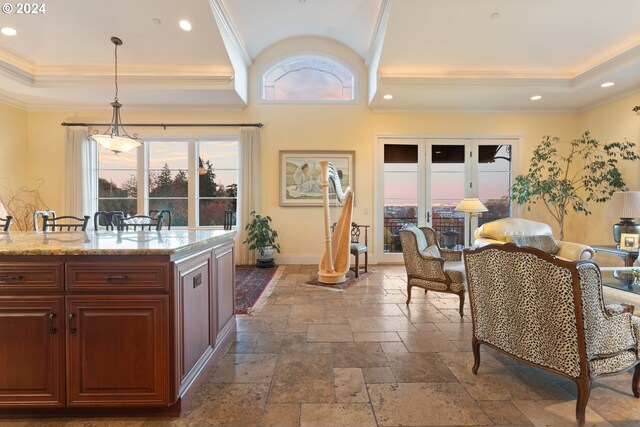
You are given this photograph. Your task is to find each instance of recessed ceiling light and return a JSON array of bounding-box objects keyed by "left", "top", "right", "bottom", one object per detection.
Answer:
[
  {"left": 179, "top": 20, "right": 192, "bottom": 31},
  {"left": 153, "top": 18, "right": 161, "bottom": 25},
  {"left": 530, "top": 95, "right": 542, "bottom": 101},
  {"left": 383, "top": 94, "right": 393, "bottom": 100},
  {"left": 1, "top": 27, "right": 17, "bottom": 36},
  {"left": 490, "top": 12, "right": 500, "bottom": 20},
  {"left": 601, "top": 81, "right": 615, "bottom": 88}
]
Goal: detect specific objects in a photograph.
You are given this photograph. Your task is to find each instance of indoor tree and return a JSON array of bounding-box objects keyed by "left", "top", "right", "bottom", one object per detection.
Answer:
[{"left": 509, "top": 131, "right": 639, "bottom": 240}]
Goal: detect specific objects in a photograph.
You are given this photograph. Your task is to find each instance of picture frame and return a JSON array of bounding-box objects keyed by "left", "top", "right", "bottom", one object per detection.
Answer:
[
  {"left": 620, "top": 233, "right": 640, "bottom": 251},
  {"left": 279, "top": 150, "right": 355, "bottom": 206}
]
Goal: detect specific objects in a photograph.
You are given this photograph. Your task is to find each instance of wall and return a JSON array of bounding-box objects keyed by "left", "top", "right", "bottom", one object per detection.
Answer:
[
  {"left": 0, "top": 103, "right": 28, "bottom": 211},
  {"left": 6, "top": 37, "right": 639, "bottom": 263}
]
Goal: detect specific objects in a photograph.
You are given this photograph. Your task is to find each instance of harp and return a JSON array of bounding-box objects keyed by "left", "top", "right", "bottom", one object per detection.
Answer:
[{"left": 318, "top": 160, "right": 354, "bottom": 284}]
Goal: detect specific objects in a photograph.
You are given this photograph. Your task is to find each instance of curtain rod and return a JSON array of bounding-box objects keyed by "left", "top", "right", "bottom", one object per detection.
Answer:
[{"left": 61, "top": 122, "right": 263, "bottom": 129}]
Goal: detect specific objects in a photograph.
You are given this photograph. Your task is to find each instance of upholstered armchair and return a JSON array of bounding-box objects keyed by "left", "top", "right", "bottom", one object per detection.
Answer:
[
  {"left": 399, "top": 224, "right": 465, "bottom": 315},
  {"left": 474, "top": 217, "right": 595, "bottom": 261},
  {"left": 464, "top": 243, "right": 640, "bottom": 425}
]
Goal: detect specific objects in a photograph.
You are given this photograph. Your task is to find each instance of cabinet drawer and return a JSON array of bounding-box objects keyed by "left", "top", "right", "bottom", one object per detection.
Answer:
[
  {"left": 67, "top": 263, "right": 169, "bottom": 292},
  {"left": 0, "top": 263, "right": 63, "bottom": 292}
]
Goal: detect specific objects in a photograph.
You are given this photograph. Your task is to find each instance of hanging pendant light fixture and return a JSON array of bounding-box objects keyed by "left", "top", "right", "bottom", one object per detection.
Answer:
[{"left": 89, "top": 36, "right": 142, "bottom": 154}]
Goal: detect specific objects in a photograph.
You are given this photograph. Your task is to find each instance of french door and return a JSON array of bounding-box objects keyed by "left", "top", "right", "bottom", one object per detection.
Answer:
[{"left": 376, "top": 136, "right": 517, "bottom": 263}]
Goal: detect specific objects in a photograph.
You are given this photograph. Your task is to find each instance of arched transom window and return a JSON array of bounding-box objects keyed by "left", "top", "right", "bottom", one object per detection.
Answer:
[{"left": 262, "top": 55, "right": 355, "bottom": 102}]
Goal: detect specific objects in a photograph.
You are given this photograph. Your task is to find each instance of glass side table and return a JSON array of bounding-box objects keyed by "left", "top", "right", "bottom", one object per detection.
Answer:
[
  {"left": 591, "top": 245, "right": 639, "bottom": 267},
  {"left": 599, "top": 267, "right": 640, "bottom": 293}
]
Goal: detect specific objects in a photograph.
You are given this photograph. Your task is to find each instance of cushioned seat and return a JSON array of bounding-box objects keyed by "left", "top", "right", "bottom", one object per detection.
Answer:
[
  {"left": 464, "top": 243, "right": 640, "bottom": 425},
  {"left": 399, "top": 224, "right": 465, "bottom": 315},
  {"left": 474, "top": 217, "right": 595, "bottom": 261}
]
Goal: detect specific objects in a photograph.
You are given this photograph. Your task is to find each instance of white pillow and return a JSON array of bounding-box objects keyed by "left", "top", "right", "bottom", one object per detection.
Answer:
[{"left": 421, "top": 244, "right": 441, "bottom": 258}]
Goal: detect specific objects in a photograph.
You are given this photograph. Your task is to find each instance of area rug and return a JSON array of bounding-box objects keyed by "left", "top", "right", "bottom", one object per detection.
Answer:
[
  {"left": 235, "top": 265, "right": 280, "bottom": 314},
  {"left": 304, "top": 270, "right": 374, "bottom": 292}
]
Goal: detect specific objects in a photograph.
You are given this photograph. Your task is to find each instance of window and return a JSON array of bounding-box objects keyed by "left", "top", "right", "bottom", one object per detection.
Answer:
[
  {"left": 96, "top": 139, "right": 238, "bottom": 228},
  {"left": 262, "top": 55, "right": 355, "bottom": 102}
]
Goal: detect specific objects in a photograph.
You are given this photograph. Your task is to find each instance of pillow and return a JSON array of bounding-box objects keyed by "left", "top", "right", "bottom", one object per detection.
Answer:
[
  {"left": 421, "top": 244, "right": 441, "bottom": 258},
  {"left": 506, "top": 234, "right": 560, "bottom": 255},
  {"left": 481, "top": 218, "right": 553, "bottom": 241},
  {"left": 401, "top": 223, "right": 428, "bottom": 252}
]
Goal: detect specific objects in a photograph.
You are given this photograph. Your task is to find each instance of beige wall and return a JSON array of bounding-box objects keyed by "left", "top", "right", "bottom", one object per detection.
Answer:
[
  {"left": 0, "top": 103, "right": 28, "bottom": 208},
  {"left": 2, "top": 37, "right": 638, "bottom": 262}
]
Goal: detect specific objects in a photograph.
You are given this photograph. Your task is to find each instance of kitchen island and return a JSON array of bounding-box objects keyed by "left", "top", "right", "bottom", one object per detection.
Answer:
[{"left": 0, "top": 229, "right": 236, "bottom": 416}]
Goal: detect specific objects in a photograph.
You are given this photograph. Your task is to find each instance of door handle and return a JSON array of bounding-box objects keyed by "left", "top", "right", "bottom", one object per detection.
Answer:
[
  {"left": 49, "top": 313, "right": 57, "bottom": 334},
  {"left": 426, "top": 211, "right": 431, "bottom": 222},
  {"left": 105, "top": 275, "right": 128, "bottom": 281},
  {"left": 69, "top": 313, "right": 77, "bottom": 334}
]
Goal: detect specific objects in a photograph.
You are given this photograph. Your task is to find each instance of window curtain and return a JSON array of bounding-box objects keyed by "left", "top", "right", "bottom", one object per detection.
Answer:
[
  {"left": 237, "top": 126, "right": 260, "bottom": 265},
  {"left": 64, "top": 126, "right": 96, "bottom": 223}
]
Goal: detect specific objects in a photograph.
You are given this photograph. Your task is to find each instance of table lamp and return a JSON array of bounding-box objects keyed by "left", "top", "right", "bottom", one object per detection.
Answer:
[
  {"left": 603, "top": 191, "right": 640, "bottom": 244},
  {"left": 454, "top": 198, "right": 488, "bottom": 247}
]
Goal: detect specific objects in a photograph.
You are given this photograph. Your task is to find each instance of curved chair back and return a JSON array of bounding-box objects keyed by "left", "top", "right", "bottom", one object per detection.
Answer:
[
  {"left": 116, "top": 213, "right": 164, "bottom": 231},
  {"left": 149, "top": 209, "right": 172, "bottom": 230},
  {"left": 34, "top": 210, "right": 56, "bottom": 231},
  {"left": 43, "top": 214, "right": 90, "bottom": 232},
  {"left": 94, "top": 211, "right": 125, "bottom": 231},
  {"left": 0, "top": 215, "right": 12, "bottom": 231}
]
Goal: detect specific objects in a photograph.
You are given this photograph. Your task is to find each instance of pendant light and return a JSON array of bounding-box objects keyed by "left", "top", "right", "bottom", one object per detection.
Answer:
[{"left": 89, "top": 36, "right": 142, "bottom": 154}]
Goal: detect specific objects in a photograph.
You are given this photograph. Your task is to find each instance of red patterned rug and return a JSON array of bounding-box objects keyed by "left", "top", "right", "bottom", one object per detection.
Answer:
[{"left": 235, "top": 265, "right": 279, "bottom": 314}]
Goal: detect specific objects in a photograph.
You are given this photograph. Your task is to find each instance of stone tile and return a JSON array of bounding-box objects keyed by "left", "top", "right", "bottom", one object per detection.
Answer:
[
  {"left": 513, "top": 399, "right": 614, "bottom": 427},
  {"left": 386, "top": 353, "right": 457, "bottom": 383},
  {"left": 348, "top": 316, "right": 416, "bottom": 332},
  {"left": 412, "top": 322, "right": 439, "bottom": 332},
  {"left": 334, "top": 368, "right": 368, "bottom": 403},
  {"left": 435, "top": 322, "right": 474, "bottom": 340},
  {"left": 261, "top": 403, "right": 300, "bottom": 427},
  {"left": 307, "top": 324, "right": 353, "bottom": 342},
  {"left": 305, "top": 342, "right": 332, "bottom": 353},
  {"left": 269, "top": 353, "right": 334, "bottom": 403},
  {"left": 397, "top": 330, "right": 458, "bottom": 352},
  {"left": 352, "top": 332, "right": 400, "bottom": 342},
  {"left": 356, "top": 303, "right": 405, "bottom": 317},
  {"left": 212, "top": 353, "right": 277, "bottom": 383},
  {"left": 368, "top": 382, "right": 492, "bottom": 426},
  {"left": 478, "top": 400, "right": 533, "bottom": 426},
  {"left": 184, "top": 383, "right": 269, "bottom": 427},
  {"left": 237, "top": 317, "right": 288, "bottom": 333},
  {"left": 587, "top": 381, "right": 640, "bottom": 423},
  {"left": 380, "top": 341, "right": 409, "bottom": 353},
  {"left": 331, "top": 342, "right": 389, "bottom": 368},
  {"left": 362, "top": 367, "right": 396, "bottom": 383},
  {"left": 289, "top": 304, "right": 327, "bottom": 323},
  {"left": 300, "top": 403, "right": 377, "bottom": 427},
  {"left": 254, "top": 332, "right": 307, "bottom": 353},
  {"left": 228, "top": 340, "right": 257, "bottom": 353}
]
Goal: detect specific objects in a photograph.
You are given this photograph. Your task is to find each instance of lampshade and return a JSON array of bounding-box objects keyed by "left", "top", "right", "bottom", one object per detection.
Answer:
[
  {"left": 603, "top": 191, "right": 640, "bottom": 219},
  {"left": 89, "top": 37, "right": 142, "bottom": 154},
  {"left": 454, "top": 198, "right": 488, "bottom": 213}
]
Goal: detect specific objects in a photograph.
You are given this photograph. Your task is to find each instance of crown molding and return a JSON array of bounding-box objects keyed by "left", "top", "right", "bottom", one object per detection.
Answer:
[
  {"left": 33, "top": 74, "right": 234, "bottom": 88},
  {"left": 209, "top": 0, "right": 252, "bottom": 66},
  {"left": 365, "top": 0, "right": 392, "bottom": 68},
  {"left": 572, "top": 43, "right": 640, "bottom": 88},
  {"left": 378, "top": 75, "right": 571, "bottom": 91}
]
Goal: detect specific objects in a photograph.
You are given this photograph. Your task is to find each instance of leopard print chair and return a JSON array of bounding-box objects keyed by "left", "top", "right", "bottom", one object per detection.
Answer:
[
  {"left": 399, "top": 224, "right": 465, "bottom": 316},
  {"left": 464, "top": 243, "right": 640, "bottom": 425}
]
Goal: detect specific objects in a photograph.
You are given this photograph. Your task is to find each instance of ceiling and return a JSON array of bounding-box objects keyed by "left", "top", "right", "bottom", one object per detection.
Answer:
[{"left": 0, "top": 0, "right": 638, "bottom": 113}]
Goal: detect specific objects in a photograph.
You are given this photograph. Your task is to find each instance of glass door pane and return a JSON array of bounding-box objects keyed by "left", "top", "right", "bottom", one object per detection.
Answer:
[
  {"left": 477, "top": 144, "right": 512, "bottom": 227},
  {"left": 429, "top": 143, "right": 467, "bottom": 249},
  {"left": 383, "top": 144, "right": 419, "bottom": 255}
]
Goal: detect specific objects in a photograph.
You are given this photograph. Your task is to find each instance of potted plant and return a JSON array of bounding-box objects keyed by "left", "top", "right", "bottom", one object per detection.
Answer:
[
  {"left": 243, "top": 211, "right": 281, "bottom": 267},
  {"left": 510, "top": 131, "right": 639, "bottom": 240}
]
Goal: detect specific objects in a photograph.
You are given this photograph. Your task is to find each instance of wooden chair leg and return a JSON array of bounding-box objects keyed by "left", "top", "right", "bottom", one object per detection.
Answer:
[
  {"left": 354, "top": 253, "right": 360, "bottom": 278},
  {"left": 458, "top": 291, "right": 465, "bottom": 317},
  {"left": 364, "top": 251, "right": 368, "bottom": 273},
  {"left": 406, "top": 284, "right": 412, "bottom": 305},
  {"left": 472, "top": 337, "right": 481, "bottom": 374},
  {"left": 633, "top": 364, "right": 640, "bottom": 398},
  {"left": 575, "top": 378, "right": 591, "bottom": 426}
]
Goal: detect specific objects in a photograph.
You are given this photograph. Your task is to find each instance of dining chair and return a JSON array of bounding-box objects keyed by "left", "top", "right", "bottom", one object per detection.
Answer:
[
  {"left": 33, "top": 210, "right": 57, "bottom": 231},
  {"left": 0, "top": 215, "right": 12, "bottom": 231},
  {"left": 149, "top": 209, "right": 172, "bottom": 230},
  {"left": 116, "top": 213, "right": 164, "bottom": 231},
  {"left": 93, "top": 211, "right": 125, "bottom": 230},
  {"left": 42, "top": 214, "right": 90, "bottom": 232}
]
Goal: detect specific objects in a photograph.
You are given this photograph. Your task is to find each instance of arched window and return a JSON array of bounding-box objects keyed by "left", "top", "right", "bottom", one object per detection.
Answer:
[{"left": 262, "top": 55, "right": 355, "bottom": 102}]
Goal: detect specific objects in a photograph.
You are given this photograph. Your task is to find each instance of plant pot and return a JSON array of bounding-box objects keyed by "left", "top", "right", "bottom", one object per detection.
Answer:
[{"left": 256, "top": 246, "right": 275, "bottom": 268}]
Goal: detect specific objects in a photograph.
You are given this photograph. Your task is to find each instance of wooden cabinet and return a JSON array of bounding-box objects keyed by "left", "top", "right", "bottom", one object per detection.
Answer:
[
  {"left": 0, "top": 238, "right": 235, "bottom": 415},
  {"left": 66, "top": 295, "right": 169, "bottom": 406},
  {"left": 0, "top": 296, "right": 64, "bottom": 406}
]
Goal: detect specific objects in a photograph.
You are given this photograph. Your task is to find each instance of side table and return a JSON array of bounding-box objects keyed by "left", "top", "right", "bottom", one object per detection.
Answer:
[{"left": 591, "top": 245, "right": 639, "bottom": 267}]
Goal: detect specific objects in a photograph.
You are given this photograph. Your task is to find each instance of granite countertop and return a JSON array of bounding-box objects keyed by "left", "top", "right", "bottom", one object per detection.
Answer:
[{"left": 0, "top": 230, "right": 236, "bottom": 256}]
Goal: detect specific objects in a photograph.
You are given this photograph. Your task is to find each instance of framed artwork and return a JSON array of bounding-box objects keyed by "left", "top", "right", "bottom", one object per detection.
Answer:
[
  {"left": 279, "top": 150, "right": 355, "bottom": 206},
  {"left": 621, "top": 233, "right": 640, "bottom": 251}
]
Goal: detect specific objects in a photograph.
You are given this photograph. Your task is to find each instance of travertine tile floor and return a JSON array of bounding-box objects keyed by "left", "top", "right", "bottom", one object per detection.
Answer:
[{"left": 3, "top": 264, "right": 640, "bottom": 427}]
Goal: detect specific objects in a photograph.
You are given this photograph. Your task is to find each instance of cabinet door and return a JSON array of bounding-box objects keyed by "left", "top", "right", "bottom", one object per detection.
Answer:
[
  {"left": 66, "top": 295, "right": 169, "bottom": 407},
  {"left": 0, "top": 296, "right": 64, "bottom": 406},
  {"left": 175, "top": 251, "right": 212, "bottom": 389},
  {"left": 214, "top": 242, "right": 235, "bottom": 337}
]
